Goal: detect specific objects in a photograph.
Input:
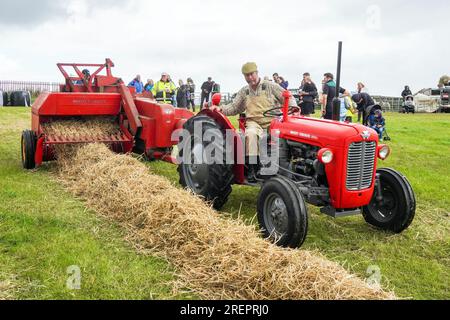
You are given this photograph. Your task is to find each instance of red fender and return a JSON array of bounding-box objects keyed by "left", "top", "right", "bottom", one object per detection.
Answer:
[{"left": 35, "top": 137, "right": 44, "bottom": 167}]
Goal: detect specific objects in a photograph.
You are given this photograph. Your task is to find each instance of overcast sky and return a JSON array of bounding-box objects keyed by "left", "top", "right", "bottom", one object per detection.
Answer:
[{"left": 0, "top": 0, "right": 448, "bottom": 96}]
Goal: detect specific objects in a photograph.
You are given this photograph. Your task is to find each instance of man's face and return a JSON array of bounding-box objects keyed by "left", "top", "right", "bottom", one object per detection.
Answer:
[
  {"left": 162, "top": 75, "right": 168, "bottom": 82},
  {"left": 303, "top": 75, "right": 310, "bottom": 82},
  {"left": 273, "top": 75, "right": 279, "bottom": 82},
  {"left": 323, "top": 76, "right": 330, "bottom": 83},
  {"left": 245, "top": 72, "right": 259, "bottom": 86}
]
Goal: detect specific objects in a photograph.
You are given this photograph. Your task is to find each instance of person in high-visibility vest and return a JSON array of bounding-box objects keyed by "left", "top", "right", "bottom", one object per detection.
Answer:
[{"left": 152, "top": 72, "right": 177, "bottom": 104}]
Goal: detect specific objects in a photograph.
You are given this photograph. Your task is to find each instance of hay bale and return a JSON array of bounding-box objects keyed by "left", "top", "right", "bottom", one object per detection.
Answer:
[
  {"left": 9, "top": 91, "right": 31, "bottom": 107},
  {"left": 52, "top": 143, "right": 394, "bottom": 300},
  {"left": 1, "top": 91, "right": 9, "bottom": 106}
]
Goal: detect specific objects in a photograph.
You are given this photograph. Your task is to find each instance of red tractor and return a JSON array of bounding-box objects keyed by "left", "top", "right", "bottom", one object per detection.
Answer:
[
  {"left": 22, "top": 57, "right": 416, "bottom": 249},
  {"left": 177, "top": 93, "right": 416, "bottom": 248}
]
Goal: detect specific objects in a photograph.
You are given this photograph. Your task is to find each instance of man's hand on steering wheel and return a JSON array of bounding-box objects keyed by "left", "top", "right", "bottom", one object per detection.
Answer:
[{"left": 263, "top": 105, "right": 300, "bottom": 117}]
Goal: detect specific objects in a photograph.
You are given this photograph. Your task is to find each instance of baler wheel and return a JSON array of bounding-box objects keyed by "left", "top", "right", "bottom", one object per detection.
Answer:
[
  {"left": 178, "top": 115, "right": 234, "bottom": 210},
  {"left": 257, "top": 176, "right": 308, "bottom": 248},
  {"left": 21, "top": 130, "right": 37, "bottom": 170},
  {"left": 363, "top": 168, "right": 416, "bottom": 233}
]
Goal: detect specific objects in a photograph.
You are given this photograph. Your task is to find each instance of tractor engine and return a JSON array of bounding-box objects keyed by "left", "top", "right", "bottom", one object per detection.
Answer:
[
  {"left": 278, "top": 139, "right": 329, "bottom": 207},
  {"left": 280, "top": 140, "right": 320, "bottom": 177}
]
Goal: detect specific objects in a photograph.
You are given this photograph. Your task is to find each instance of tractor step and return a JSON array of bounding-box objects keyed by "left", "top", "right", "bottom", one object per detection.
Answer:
[{"left": 321, "top": 206, "right": 361, "bottom": 218}]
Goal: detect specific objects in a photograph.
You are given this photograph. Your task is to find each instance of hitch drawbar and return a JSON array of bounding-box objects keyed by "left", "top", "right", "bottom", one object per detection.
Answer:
[{"left": 320, "top": 206, "right": 362, "bottom": 218}]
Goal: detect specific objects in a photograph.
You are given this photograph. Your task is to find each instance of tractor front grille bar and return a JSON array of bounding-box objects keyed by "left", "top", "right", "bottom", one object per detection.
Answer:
[{"left": 346, "top": 141, "right": 376, "bottom": 191}]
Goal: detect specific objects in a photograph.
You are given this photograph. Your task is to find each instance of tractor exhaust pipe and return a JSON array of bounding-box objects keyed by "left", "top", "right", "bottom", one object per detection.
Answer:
[{"left": 332, "top": 41, "right": 343, "bottom": 121}]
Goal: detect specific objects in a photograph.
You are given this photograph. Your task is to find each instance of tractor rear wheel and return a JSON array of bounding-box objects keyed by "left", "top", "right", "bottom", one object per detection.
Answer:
[
  {"left": 257, "top": 176, "right": 308, "bottom": 248},
  {"left": 21, "top": 130, "right": 37, "bottom": 170},
  {"left": 178, "top": 115, "right": 234, "bottom": 210},
  {"left": 363, "top": 168, "right": 416, "bottom": 233}
]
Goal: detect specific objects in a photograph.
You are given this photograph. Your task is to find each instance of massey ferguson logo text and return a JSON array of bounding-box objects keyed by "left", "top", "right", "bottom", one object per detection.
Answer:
[
  {"left": 361, "top": 131, "right": 371, "bottom": 140},
  {"left": 72, "top": 99, "right": 109, "bottom": 105}
]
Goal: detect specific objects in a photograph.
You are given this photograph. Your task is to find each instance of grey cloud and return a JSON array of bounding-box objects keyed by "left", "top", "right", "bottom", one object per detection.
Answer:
[
  {"left": 0, "top": 1, "right": 67, "bottom": 26},
  {"left": 0, "top": 0, "right": 124, "bottom": 27}
]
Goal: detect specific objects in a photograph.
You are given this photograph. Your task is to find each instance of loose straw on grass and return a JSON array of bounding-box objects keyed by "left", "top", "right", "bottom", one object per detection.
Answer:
[{"left": 49, "top": 121, "right": 395, "bottom": 300}]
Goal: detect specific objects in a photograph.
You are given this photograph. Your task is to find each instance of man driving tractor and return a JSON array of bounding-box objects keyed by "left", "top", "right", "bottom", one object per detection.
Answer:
[{"left": 208, "top": 62, "right": 297, "bottom": 182}]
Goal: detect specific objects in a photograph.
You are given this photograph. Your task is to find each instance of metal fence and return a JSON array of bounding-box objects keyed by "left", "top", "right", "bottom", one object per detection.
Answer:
[
  {"left": 192, "top": 92, "right": 232, "bottom": 105},
  {"left": 0, "top": 80, "right": 233, "bottom": 104},
  {"left": 372, "top": 96, "right": 404, "bottom": 112},
  {"left": 0, "top": 80, "right": 61, "bottom": 94}
]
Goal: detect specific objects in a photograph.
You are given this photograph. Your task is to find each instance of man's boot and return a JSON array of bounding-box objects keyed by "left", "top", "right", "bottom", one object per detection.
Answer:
[
  {"left": 247, "top": 164, "right": 258, "bottom": 183},
  {"left": 247, "top": 156, "right": 259, "bottom": 183}
]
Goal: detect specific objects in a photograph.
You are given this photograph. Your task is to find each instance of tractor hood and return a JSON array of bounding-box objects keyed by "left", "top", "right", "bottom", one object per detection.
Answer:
[{"left": 271, "top": 116, "right": 374, "bottom": 148}]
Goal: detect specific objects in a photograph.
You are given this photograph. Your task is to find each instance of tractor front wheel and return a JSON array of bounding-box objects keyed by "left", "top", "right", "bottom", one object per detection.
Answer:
[
  {"left": 363, "top": 168, "right": 416, "bottom": 233},
  {"left": 21, "top": 130, "right": 36, "bottom": 170},
  {"left": 257, "top": 176, "right": 308, "bottom": 248}
]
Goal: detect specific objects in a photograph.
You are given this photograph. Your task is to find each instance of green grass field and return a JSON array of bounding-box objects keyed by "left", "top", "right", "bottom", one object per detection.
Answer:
[{"left": 0, "top": 107, "right": 448, "bottom": 300}]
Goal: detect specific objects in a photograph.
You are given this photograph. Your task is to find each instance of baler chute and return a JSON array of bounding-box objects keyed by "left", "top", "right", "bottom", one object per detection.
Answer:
[{"left": 22, "top": 90, "right": 136, "bottom": 169}]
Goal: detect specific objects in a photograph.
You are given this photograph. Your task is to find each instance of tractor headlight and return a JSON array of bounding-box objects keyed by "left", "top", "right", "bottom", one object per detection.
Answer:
[
  {"left": 378, "top": 145, "right": 391, "bottom": 160},
  {"left": 318, "top": 148, "right": 334, "bottom": 164}
]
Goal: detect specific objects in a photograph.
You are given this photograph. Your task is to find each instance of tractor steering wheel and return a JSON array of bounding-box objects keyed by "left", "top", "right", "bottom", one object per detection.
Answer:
[{"left": 263, "top": 106, "right": 300, "bottom": 118}]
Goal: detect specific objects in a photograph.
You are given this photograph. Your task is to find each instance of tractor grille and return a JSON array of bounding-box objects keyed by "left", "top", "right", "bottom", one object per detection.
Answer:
[{"left": 346, "top": 141, "right": 376, "bottom": 191}]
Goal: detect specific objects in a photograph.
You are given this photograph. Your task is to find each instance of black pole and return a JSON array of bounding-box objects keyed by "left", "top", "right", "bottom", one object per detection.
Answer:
[{"left": 332, "top": 41, "right": 343, "bottom": 121}]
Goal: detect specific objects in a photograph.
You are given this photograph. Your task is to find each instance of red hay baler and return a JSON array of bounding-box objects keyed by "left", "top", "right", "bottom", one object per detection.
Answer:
[{"left": 22, "top": 59, "right": 192, "bottom": 169}]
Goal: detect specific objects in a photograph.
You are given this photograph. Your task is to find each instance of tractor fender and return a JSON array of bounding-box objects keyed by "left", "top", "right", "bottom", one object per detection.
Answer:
[{"left": 198, "top": 109, "right": 236, "bottom": 131}]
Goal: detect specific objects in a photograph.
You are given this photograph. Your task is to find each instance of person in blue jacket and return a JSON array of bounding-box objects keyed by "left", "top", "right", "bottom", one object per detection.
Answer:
[
  {"left": 368, "top": 109, "right": 386, "bottom": 140},
  {"left": 279, "top": 76, "right": 289, "bottom": 90},
  {"left": 128, "top": 75, "right": 144, "bottom": 94},
  {"left": 144, "top": 79, "right": 154, "bottom": 92}
]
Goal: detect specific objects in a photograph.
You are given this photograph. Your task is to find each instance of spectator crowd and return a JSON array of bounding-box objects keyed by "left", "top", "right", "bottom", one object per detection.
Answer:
[
  {"left": 127, "top": 73, "right": 218, "bottom": 112},
  {"left": 126, "top": 67, "right": 398, "bottom": 141}
]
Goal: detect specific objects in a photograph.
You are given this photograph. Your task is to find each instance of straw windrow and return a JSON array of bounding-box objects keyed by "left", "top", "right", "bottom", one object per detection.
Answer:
[{"left": 48, "top": 120, "right": 394, "bottom": 300}]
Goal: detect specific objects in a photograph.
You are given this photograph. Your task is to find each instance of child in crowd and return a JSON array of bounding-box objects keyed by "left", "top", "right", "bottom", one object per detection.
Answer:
[{"left": 368, "top": 109, "right": 386, "bottom": 141}]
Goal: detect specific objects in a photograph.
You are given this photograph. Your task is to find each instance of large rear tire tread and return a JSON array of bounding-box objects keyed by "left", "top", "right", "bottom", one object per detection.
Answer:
[
  {"left": 363, "top": 168, "right": 416, "bottom": 233},
  {"left": 257, "top": 175, "right": 308, "bottom": 248},
  {"left": 178, "top": 115, "right": 234, "bottom": 210}
]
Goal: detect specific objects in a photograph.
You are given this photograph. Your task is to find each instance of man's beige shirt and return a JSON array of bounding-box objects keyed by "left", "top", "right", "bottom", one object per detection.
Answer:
[{"left": 222, "top": 80, "right": 297, "bottom": 121}]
